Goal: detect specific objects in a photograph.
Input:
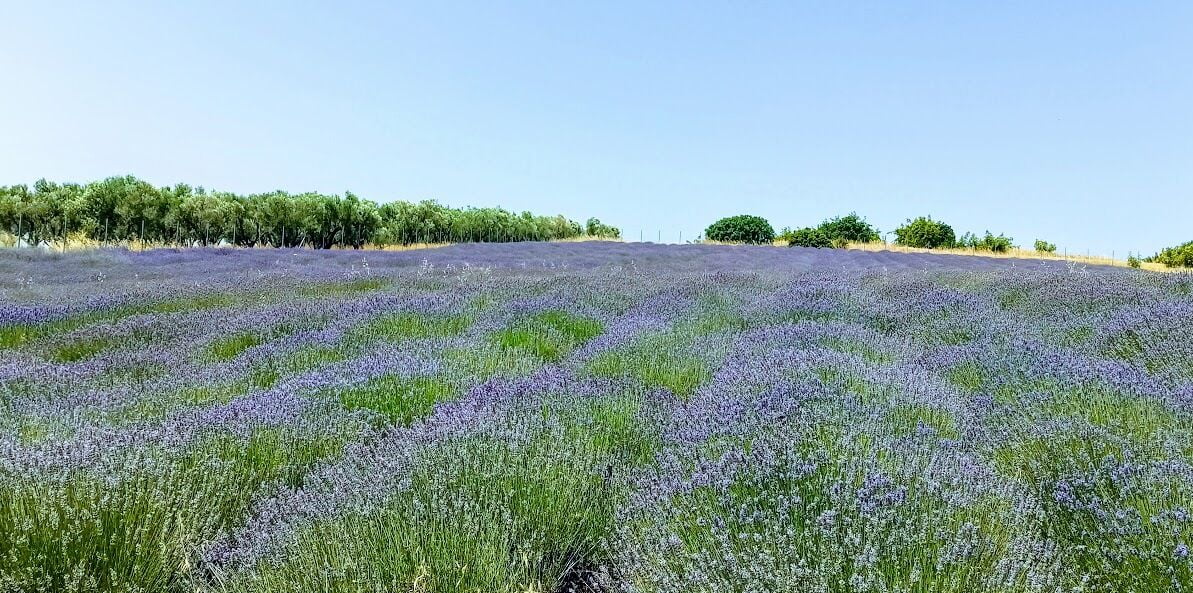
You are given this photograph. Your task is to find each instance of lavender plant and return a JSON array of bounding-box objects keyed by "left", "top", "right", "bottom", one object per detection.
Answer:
[{"left": 0, "top": 242, "right": 1189, "bottom": 593}]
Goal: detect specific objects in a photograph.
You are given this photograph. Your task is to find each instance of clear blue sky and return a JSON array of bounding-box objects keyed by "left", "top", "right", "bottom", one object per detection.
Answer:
[{"left": 2, "top": 2, "right": 1190, "bottom": 256}]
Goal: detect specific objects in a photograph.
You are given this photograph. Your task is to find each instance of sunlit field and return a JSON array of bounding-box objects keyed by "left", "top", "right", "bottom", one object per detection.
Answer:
[{"left": 1, "top": 242, "right": 1190, "bottom": 593}]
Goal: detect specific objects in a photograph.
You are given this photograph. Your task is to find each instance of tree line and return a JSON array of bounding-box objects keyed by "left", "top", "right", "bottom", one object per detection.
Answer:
[
  {"left": 704, "top": 212, "right": 1193, "bottom": 269},
  {"left": 0, "top": 176, "right": 621, "bottom": 249},
  {"left": 1147, "top": 240, "right": 1193, "bottom": 268},
  {"left": 706, "top": 213, "right": 1023, "bottom": 253}
]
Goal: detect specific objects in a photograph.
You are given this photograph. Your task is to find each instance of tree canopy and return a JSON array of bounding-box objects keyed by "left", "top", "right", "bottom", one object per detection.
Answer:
[
  {"left": 1148, "top": 240, "right": 1193, "bottom": 268},
  {"left": 0, "top": 176, "right": 620, "bottom": 248},
  {"left": 894, "top": 216, "right": 957, "bottom": 249},
  {"left": 817, "top": 212, "right": 880, "bottom": 244},
  {"left": 784, "top": 227, "right": 833, "bottom": 248},
  {"left": 704, "top": 215, "right": 775, "bottom": 244}
]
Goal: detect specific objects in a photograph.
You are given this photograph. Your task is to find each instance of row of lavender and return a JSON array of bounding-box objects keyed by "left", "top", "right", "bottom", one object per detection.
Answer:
[{"left": 1, "top": 244, "right": 1190, "bottom": 592}]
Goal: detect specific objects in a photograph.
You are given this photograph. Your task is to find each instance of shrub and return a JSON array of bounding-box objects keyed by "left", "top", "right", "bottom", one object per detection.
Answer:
[
  {"left": 585, "top": 218, "right": 621, "bottom": 239},
  {"left": 785, "top": 227, "right": 833, "bottom": 248},
  {"left": 984, "top": 233, "right": 1013, "bottom": 253},
  {"left": 817, "top": 212, "right": 879, "bottom": 244},
  {"left": 704, "top": 215, "right": 775, "bottom": 244},
  {"left": 894, "top": 216, "right": 956, "bottom": 249},
  {"left": 1148, "top": 240, "right": 1193, "bottom": 268},
  {"left": 1127, "top": 254, "right": 1142, "bottom": 268},
  {"left": 959, "top": 231, "right": 1014, "bottom": 253},
  {"left": 1034, "top": 239, "right": 1057, "bottom": 253}
]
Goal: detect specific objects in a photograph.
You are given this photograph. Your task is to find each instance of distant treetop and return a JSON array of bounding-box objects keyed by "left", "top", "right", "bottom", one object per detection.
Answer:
[
  {"left": 704, "top": 215, "right": 775, "bottom": 245},
  {"left": 1148, "top": 240, "right": 1193, "bottom": 268},
  {"left": 784, "top": 227, "right": 833, "bottom": 248},
  {"left": 817, "top": 212, "right": 880, "bottom": 245},
  {"left": 894, "top": 216, "right": 956, "bottom": 249}
]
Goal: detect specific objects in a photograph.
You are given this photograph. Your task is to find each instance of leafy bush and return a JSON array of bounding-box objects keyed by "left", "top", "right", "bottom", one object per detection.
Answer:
[
  {"left": 1128, "top": 254, "right": 1142, "bottom": 268},
  {"left": 585, "top": 218, "right": 621, "bottom": 239},
  {"left": 704, "top": 215, "right": 775, "bottom": 244},
  {"left": 893, "top": 216, "right": 956, "bottom": 249},
  {"left": 1034, "top": 239, "right": 1057, "bottom": 253},
  {"left": 785, "top": 227, "right": 833, "bottom": 248},
  {"left": 985, "top": 233, "right": 1013, "bottom": 253},
  {"left": 817, "top": 212, "right": 879, "bottom": 244},
  {"left": 1148, "top": 240, "right": 1193, "bottom": 268},
  {"left": 959, "top": 231, "right": 1014, "bottom": 253}
]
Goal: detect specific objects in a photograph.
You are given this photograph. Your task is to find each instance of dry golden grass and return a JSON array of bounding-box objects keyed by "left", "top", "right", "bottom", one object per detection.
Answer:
[
  {"left": 698, "top": 239, "right": 782, "bottom": 248},
  {"left": 699, "top": 238, "right": 1179, "bottom": 272},
  {"left": 547, "top": 236, "right": 624, "bottom": 243},
  {"left": 841, "top": 241, "right": 1174, "bottom": 271},
  {"left": 0, "top": 233, "right": 619, "bottom": 253},
  {"left": 0, "top": 232, "right": 452, "bottom": 252},
  {"left": 359, "top": 242, "right": 452, "bottom": 251},
  {"left": 0, "top": 231, "right": 1180, "bottom": 273}
]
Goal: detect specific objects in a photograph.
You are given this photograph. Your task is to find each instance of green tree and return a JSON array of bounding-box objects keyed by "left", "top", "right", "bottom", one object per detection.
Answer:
[
  {"left": 336, "top": 192, "right": 381, "bottom": 248},
  {"left": 958, "top": 231, "right": 1014, "bottom": 253},
  {"left": 0, "top": 185, "right": 37, "bottom": 245},
  {"left": 2, "top": 175, "right": 602, "bottom": 250},
  {"left": 585, "top": 218, "right": 620, "bottom": 238},
  {"left": 817, "top": 212, "right": 879, "bottom": 245},
  {"left": 84, "top": 176, "right": 168, "bottom": 243},
  {"left": 175, "top": 189, "right": 238, "bottom": 246},
  {"left": 785, "top": 227, "right": 833, "bottom": 248},
  {"left": 1148, "top": 240, "right": 1193, "bottom": 268},
  {"left": 704, "top": 215, "right": 775, "bottom": 244},
  {"left": 894, "top": 216, "right": 956, "bottom": 249}
]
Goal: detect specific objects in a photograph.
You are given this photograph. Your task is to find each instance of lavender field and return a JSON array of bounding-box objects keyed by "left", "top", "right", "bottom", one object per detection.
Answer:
[{"left": 1, "top": 242, "right": 1191, "bottom": 593}]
